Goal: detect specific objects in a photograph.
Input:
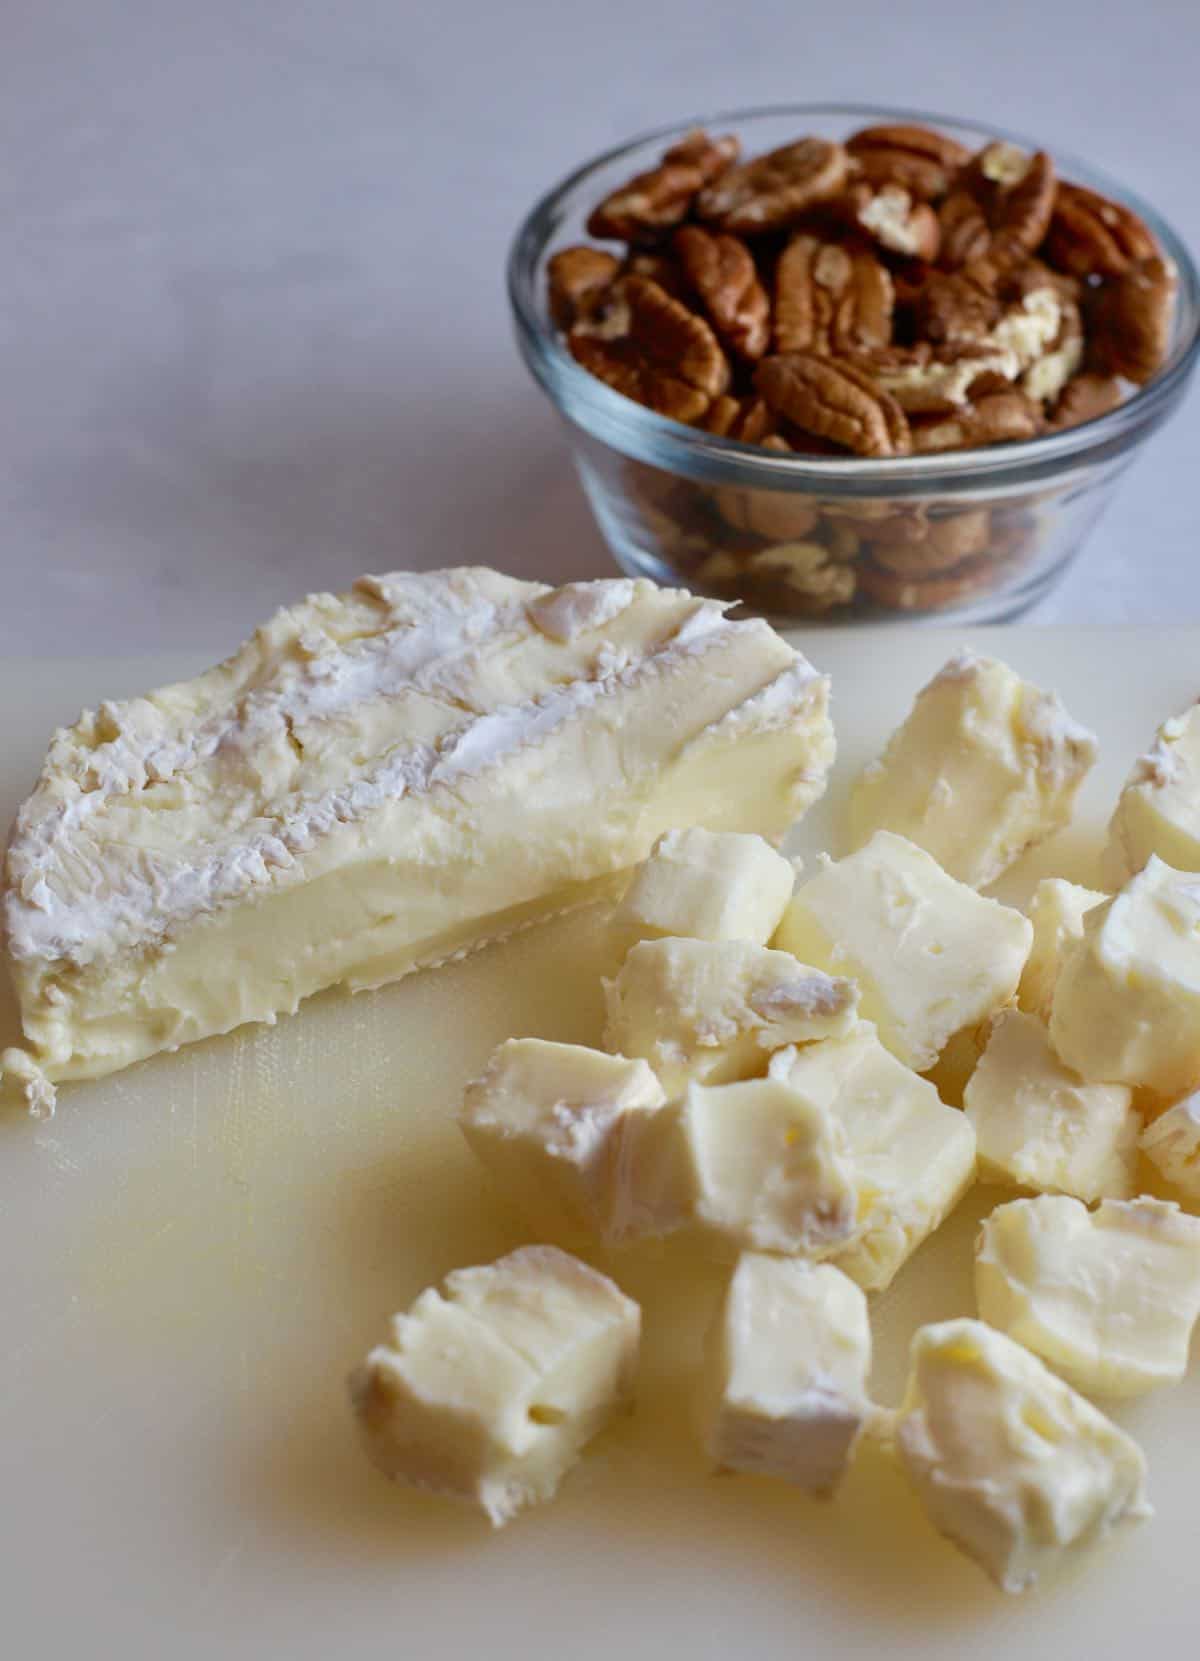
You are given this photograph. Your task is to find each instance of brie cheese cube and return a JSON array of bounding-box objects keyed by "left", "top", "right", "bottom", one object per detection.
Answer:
[
  {"left": 848, "top": 651, "right": 1097, "bottom": 889},
  {"left": 348, "top": 1246, "right": 640, "bottom": 1527},
  {"left": 459, "top": 1039, "right": 666, "bottom": 1245},
  {"left": 1106, "top": 701, "right": 1200, "bottom": 884},
  {"left": 612, "top": 828, "right": 797, "bottom": 954},
  {"left": 975, "top": 1194, "right": 1200, "bottom": 1397},
  {"left": 1017, "top": 878, "right": 1107, "bottom": 1023},
  {"left": 639, "top": 1075, "right": 858, "bottom": 1257},
  {"left": 770, "top": 1023, "right": 977, "bottom": 1291},
  {"left": 2, "top": 568, "right": 834, "bottom": 1110},
  {"left": 1050, "top": 856, "right": 1200, "bottom": 1097},
  {"left": 774, "top": 831, "right": 1032, "bottom": 1072},
  {"left": 1140, "top": 1092, "right": 1200, "bottom": 1201},
  {"left": 894, "top": 1318, "right": 1150, "bottom": 1594},
  {"left": 602, "top": 937, "right": 857, "bottom": 1096},
  {"left": 698, "top": 1254, "right": 872, "bottom": 1493},
  {"left": 965, "top": 1010, "right": 1139, "bottom": 1201}
]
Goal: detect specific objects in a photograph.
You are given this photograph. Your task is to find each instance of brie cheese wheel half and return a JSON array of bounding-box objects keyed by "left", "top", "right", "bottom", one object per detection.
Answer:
[{"left": 1, "top": 568, "right": 834, "bottom": 1110}]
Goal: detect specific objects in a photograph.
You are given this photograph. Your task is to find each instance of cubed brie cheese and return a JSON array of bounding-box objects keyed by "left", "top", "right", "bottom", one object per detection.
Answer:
[
  {"left": 1017, "top": 878, "right": 1107, "bottom": 1022},
  {"left": 697, "top": 1254, "right": 872, "bottom": 1493},
  {"left": 774, "top": 831, "right": 1032, "bottom": 1072},
  {"left": 848, "top": 651, "right": 1097, "bottom": 889},
  {"left": 459, "top": 1039, "right": 666, "bottom": 1244},
  {"left": 894, "top": 1317, "right": 1150, "bottom": 1593},
  {"left": 1106, "top": 701, "right": 1200, "bottom": 884},
  {"left": 626, "top": 1075, "right": 858, "bottom": 1257},
  {"left": 602, "top": 937, "right": 857, "bottom": 1096},
  {"left": 2, "top": 569, "right": 834, "bottom": 1113},
  {"left": 348, "top": 1246, "right": 640, "bottom": 1527},
  {"left": 1050, "top": 856, "right": 1200, "bottom": 1096},
  {"left": 769, "top": 1023, "right": 977, "bottom": 1291},
  {"left": 965, "top": 1009, "right": 1139, "bottom": 1201},
  {"left": 611, "top": 828, "right": 797, "bottom": 954},
  {"left": 1140, "top": 1092, "right": 1200, "bottom": 1201},
  {"left": 975, "top": 1194, "right": 1200, "bottom": 1397}
]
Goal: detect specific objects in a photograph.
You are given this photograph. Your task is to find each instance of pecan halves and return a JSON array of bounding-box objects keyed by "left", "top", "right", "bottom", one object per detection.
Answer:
[
  {"left": 568, "top": 275, "right": 730, "bottom": 422},
  {"left": 1046, "top": 182, "right": 1160, "bottom": 278},
  {"left": 1088, "top": 256, "right": 1177, "bottom": 382},
  {"left": 938, "top": 190, "right": 992, "bottom": 268},
  {"left": 845, "top": 124, "right": 970, "bottom": 199},
  {"left": 1049, "top": 372, "right": 1124, "bottom": 430},
  {"left": 547, "top": 246, "right": 621, "bottom": 329},
  {"left": 911, "top": 388, "right": 1043, "bottom": 452},
  {"left": 987, "top": 149, "right": 1057, "bottom": 265},
  {"left": 917, "top": 267, "right": 1003, "bottom": 346},
  {"left": 756, "top": 351, "right": 912, "bottom": 457},
  {"left": 696, "top": 138, "right": 849, "bottom": 232},
  {"left": 674, "top": 225, "right": 771, "bottom": 359},
  {"left": 587, "top": 129, "right": 739, "bottom": 241},
  {"left": 774, "top": 234, "right": 893, "bottom": 354}
]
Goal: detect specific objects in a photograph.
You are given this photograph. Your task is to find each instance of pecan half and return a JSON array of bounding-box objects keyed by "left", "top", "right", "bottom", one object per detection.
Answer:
[
  {"left": 587, "top": 129, "right": 739, "bottom": 241},
  {"left": 625, "top": 250, "right": 693, "bottom": 302},
  {"left": 697, "top": 138, "right": 849, "bottom": 232},
  {"left": 756, "top": 351, "right": 911, "bottom": 457},
  {"left": 704, "top": 394, "right": 776, "bottom": 443},
  {"left": 938, "top": 190, "right": 991, "bottom": 268},
  {"left": 859, "top": 553, "right": 999, "bottom": 612},
  {"left": 1049, "top": 372, "right": 1124, "bottom": 430},
  {"left": 774, "top": 234, "right": 893, "bottom": 354},
  {"left": 987, "top": 149, "right": 1057, "bottom": 265},
  {"left": 845, "top": 124, "right": 970, "bottom": 199},
  {"left": 845, "top": 182, "right": 940, "bottom": 261},
  {"left": 715, "top": 478, "right": 821, "bottom": 541},
  {"left": 843, "top": 341, "right": 1020, "bottom": 414},
  {"left": 674, "top": 225, "right": 771, "bottom": 358},
  {"left": 872, "top": 508, "right": 992, "bottom": 576},
  {"left": 1088, "top": 256, "right": 1177, "bottom": 382},
  {"left": 917, "top": 267, "right": 1003, "bottom": 346},
  {"left": 547, "top": 246, "right": 621, "bottom": 329},
  {"left": 1046, "top": 182, "right": 1160, "bottom": 278},
  {"left": 911, "top": 388, "right": 1043, "bottom": 451},
  {"left": 568, "top": 275, "right": 730, "bottom": 422}
]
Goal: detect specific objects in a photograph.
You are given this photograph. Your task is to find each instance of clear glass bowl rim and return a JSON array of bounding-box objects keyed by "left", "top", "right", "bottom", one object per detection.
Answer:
[{"left": 508, "top": 100, "right": 1200, "bottom": 493}]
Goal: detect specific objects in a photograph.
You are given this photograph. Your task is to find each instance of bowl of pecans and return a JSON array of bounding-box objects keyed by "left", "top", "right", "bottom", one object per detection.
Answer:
[{"left": 508, "top": 104, "right": 1200, "bottom": 622}]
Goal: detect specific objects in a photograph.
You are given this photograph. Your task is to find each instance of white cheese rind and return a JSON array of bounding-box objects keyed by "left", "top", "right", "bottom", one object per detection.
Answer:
[
  {"left": 849, "top": 652, "right": 1097, "bottom": 889},
  {"left": 611, "top": 828, "right": 797, "bottom": 954},
  {"left": 1140, "top": 1093, "right": 1200, "bottom": 1201},
  {"left": 602, "top": 937, "right": 857, "bottom": 1096},
  {"left": 1050, "top": 856, "right": 1200, "bottom": 1096},
  {"left": 348, "top": 1245, "right": 640, "bottom": 1527},
  {"left": 770, "top": 1023, "right": 977, "bottom": 1291},
  {"left": 774, "top": 831, "right": 1032, "bottom": 1072},
  {"left": 894, "top": 1318, "right": 1150, "bottom": 1593},
  {"left": 965, "top": 1009, "right": 1139, "bottom": 1201},
  {"left": 1105, "top": 701, "right": 1200, "bottom": 884},
  {"left": 2, "top": 569, "right": 834, "bottom": 1107},
  {"left": 975, "top": 1195, "right": 1200, "bottom": 1397},
  {"left": 458, "top": 1039, "right": 666, "bottom": 1245},
  {"left": 1017, "top": 878, "right": 1107, "bottom": 1023},
  {"left": 698, "top": 1254, "right": 872, "bottom": 1493}
]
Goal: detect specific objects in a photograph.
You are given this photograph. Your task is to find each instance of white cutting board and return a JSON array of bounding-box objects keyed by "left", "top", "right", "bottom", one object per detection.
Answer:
[{"left": 3, "top": 627, "right": 1200, "bottom": 1659}]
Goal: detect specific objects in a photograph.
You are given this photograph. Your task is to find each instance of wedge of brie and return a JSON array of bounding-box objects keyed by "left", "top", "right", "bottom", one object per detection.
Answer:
[{"left": 2, "top": 568, "right": 834, "bottom": 1110}]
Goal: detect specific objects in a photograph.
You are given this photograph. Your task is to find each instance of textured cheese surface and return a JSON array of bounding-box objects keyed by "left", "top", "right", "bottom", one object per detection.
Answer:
[
  {"left": 1017, "top": 878, "right": 1107, "bottom": 1023},
  {"left": 1, "top": 568, "right": 834, "bottom": 1107},
  {"left": 894, "top": 1318, "right": 1150, "bottom": 1594},
  {"left": 1050, "top": 856, "right": 1200, "bottom": 1096},
  {"left": 770, "top": 1023, "right": 977, "bottom": 1291},
  {"left": 602, "top": 937, "right": 857, "bottom": 1097},
  {"left": 775, "top": 831, "right": 1032, "bottom": 1072},
  {"left": 1141, "top": 1093, "right": 1200, "bottom": 1200},
  {"left": 697, "top": 1254, "right": 872, "bottom": 1494},
  {"left": 975, "top": 1195, "right": 1200, "bottom": 1397},
  {"left": 611, "top": 828, "right": 797, "bottom": 955},
  {"left": 849, "top": 652, "right": 1097, "bottom": 889},
  {"left": 965, "top": 1009, "right": 1139, "bottom": 1201},
  {"left": 348, "top": 1245, "right": 640, "bottom": 1527},
  {"left": 1106, "top": 701, "right": 1200, "bottom": 884}
]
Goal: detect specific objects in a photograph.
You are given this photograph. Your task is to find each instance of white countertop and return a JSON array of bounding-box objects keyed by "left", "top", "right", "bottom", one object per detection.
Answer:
[{"left": 4, "top": 0, "right": 1197, "bottom": 660}]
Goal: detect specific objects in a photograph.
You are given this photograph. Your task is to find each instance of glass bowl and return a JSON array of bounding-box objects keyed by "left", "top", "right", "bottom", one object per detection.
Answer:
[{"left": 508, "top": 102, "right": 1200, "bottom": 624}]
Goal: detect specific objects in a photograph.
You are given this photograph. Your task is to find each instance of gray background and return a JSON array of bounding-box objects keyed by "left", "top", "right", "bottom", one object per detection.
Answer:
[{"left": 3, "top": 0, "right": 1196, "bottom": 658}]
